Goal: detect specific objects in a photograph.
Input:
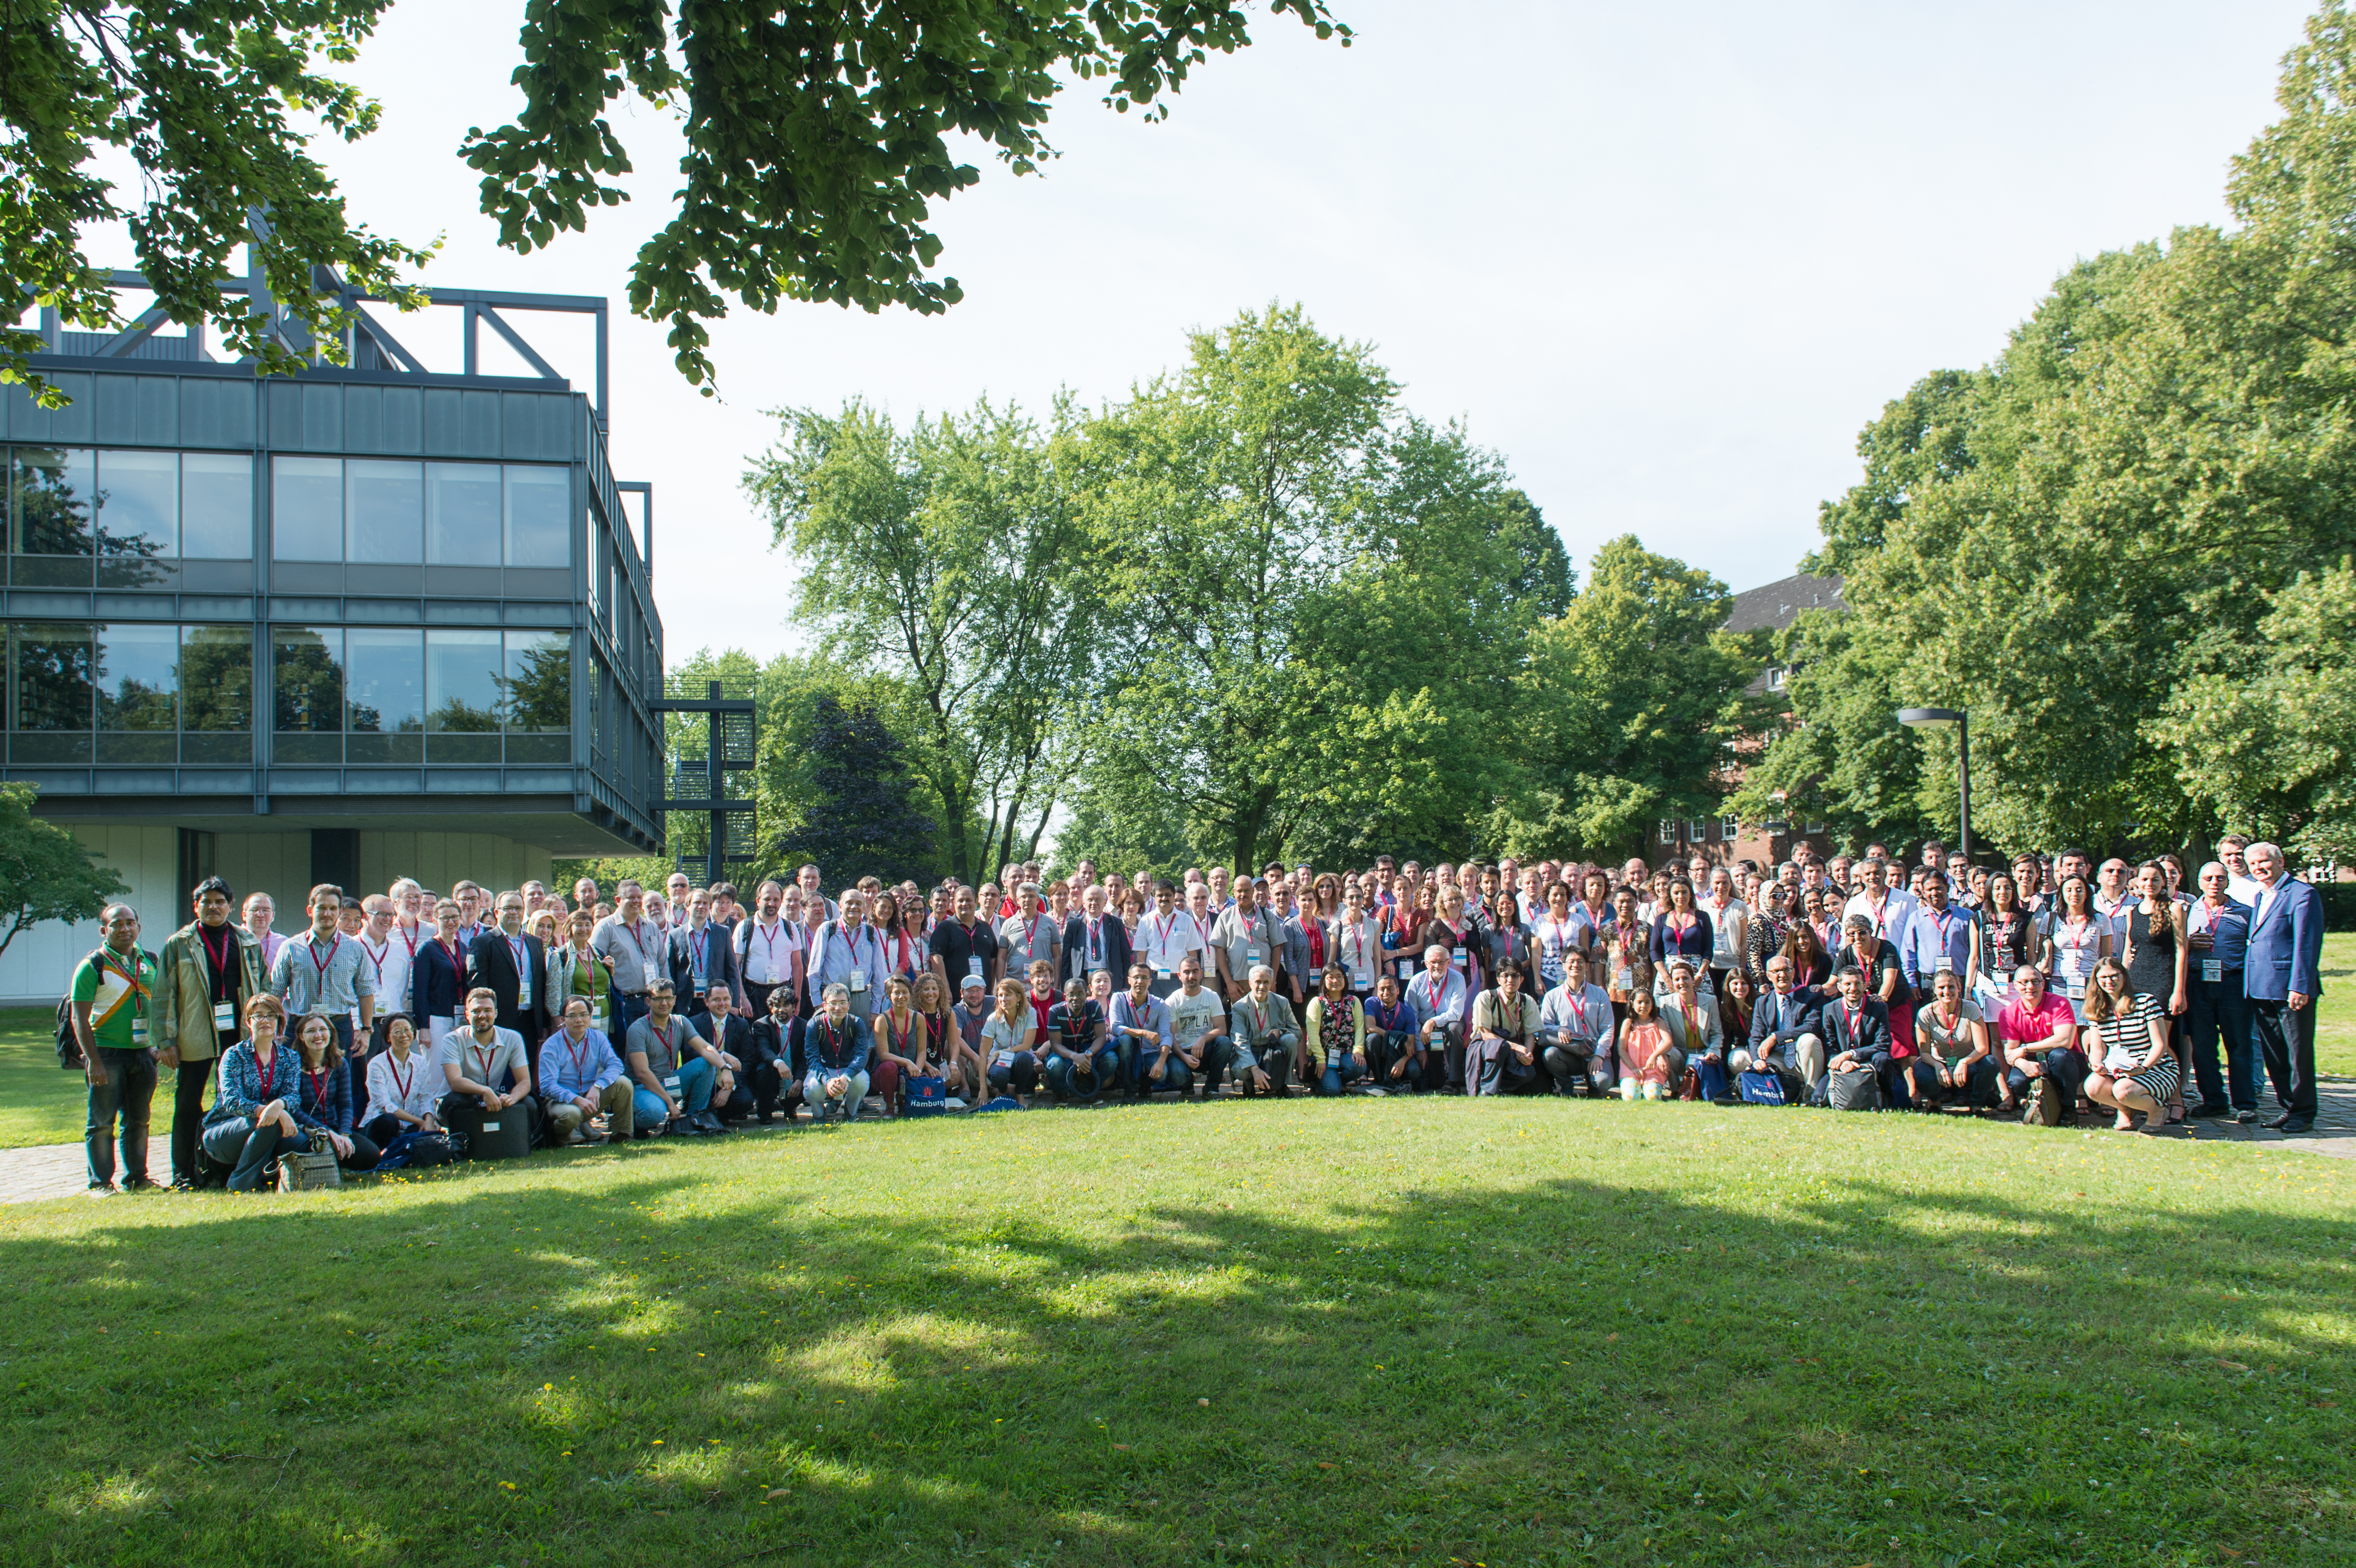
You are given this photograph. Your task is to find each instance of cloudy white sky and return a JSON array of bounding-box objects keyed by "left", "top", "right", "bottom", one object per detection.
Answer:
[{"left": 286, "top": 0, "right": 2318, "bottom": 661}]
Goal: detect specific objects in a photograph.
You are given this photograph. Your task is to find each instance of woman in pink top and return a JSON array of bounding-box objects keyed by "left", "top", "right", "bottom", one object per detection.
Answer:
[{"left": 1616, "top": 988, "right": 1677, "bottom": 1101}]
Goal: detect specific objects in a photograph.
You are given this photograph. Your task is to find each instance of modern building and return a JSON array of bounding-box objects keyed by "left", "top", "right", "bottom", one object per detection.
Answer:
[{"left": 0, "top": 270, "right": 666, "bottom": 1002}]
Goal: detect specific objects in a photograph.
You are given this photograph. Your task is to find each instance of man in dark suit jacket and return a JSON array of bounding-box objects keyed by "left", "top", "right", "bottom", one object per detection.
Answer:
[
  {"left": 667, "top": 889, "right": 743, "bottom": 1020},
  {"left": 1061, "top": 884, "right": 1133, "bottom": 988},
  {"left": 1818, "top": 963, "right": 1895, "bottom": 1104},
  {"left": 2242, "top": 842, "right": 2323, "bottom": 1131},
  {"left": 700, "top": 980, "right": 759, "bottom": 1123},
  {"left": 468, "top": 892, "right": 553, "bottom": 1046},
  {"left": 1748, "top": 956, "right": 1826, "bottom": 1096}
]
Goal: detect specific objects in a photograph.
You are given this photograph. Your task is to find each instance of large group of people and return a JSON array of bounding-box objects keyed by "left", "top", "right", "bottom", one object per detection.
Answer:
[{"left": 65, "top": 834, "right": 2326, "bottom": 1193}]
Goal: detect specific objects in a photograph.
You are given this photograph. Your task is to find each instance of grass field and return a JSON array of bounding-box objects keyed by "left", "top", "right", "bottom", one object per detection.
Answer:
[
  {"left": 1, "top": 1093, "right": 2350, "bottom": 1567},
  {"left": 6, "top": 924, "right": 2352, "bottom": 1151}
]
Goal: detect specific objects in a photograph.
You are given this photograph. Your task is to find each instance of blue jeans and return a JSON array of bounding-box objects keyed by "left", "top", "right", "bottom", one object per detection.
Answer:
[
  {"left": 1045, "top": 1048, "right": 1117, "bottom": 1098},
  {"left": 1318, "top": 1052, "right": 1365, "bottom": 1095},
  {"left": 986, "top": 1051, "right": 1040, "bottom": 1094},
  {"left": 608, "top": 986, "right": 651, "bottom": 1043},
  {"left": 630, "top": 1052, "right": 715, "bottom": 1125},
  {"left": 200, "top": 1114, "right": 308, "bottom": 1192},
  {"left": 86, "top": 1046, "right": 156, "bottom": 1188},
  {"left": 1137, "top": 1048, "right": 1191, "bottom": 1092},
  {"left": 2185, "top": 972, "right": 2254, "bottom": 1110},
  {"left": 804, "top": 1067, "right": 871, "bottom": 1120}
]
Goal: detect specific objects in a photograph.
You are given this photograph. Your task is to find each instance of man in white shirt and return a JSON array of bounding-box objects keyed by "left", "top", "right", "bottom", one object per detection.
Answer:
[
  {"left": 1163, "top": 955, "right": 1232, "bottom": 1097},
  {"left": 2093, "top": 858, "right": 2134, "bottom": 922},
  {"left": 734, "top": 879, "right": 801, "bottom": 1017},
  {"left": 2218, "top": 835, "right": 2264, "bottom": 906},
  {"left": 807, "top": 889, "right": 886, "bottom": 1021},
  {"left": 356, "top": 895, "right": 414, "bottom": 1052},
  {"left": 1406, "top": 944, "right": 1470, "bottom": 1093},
  {"left": 1840, "top": 858, "right": 1917, "bottom": 942}
]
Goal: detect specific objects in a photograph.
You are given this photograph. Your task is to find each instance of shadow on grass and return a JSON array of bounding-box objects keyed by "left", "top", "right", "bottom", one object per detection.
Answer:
[{"left": 3, "top": 1138, "right": 2353, "bottom": 1567}]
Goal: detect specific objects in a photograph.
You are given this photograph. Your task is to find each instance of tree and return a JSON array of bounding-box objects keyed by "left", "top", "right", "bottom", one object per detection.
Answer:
[
  {"left": 1492, "top": 536, "right": 1771, "bottom": 862},
  {"left": 774, "top": 696, "right": 940, "bottom": 887},
  {"left": 7, "top": 1, "right": 1348, "bottom": 403},
  {"left": 2164, "top": 563, "right": 2356, "bottom": 858},
  {"left": 1743, "top": 2, "right": 2356, "bottom": 859},
  {"left": 0, "top": 783, "right": 129, "bottom": 961},
  {"left": 747, "top": 398, "right": 1092, "bottom": 888}
]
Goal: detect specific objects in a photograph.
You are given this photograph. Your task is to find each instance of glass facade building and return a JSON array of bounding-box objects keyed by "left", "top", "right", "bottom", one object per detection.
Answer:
[{"left": 2, "top": 289, "right": 666, "bottom": 943}]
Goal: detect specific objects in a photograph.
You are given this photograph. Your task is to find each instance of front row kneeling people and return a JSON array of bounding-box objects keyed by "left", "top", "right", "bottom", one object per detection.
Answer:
[{"left": 201, "top": 995, "right": 318, "bottom": 1191}]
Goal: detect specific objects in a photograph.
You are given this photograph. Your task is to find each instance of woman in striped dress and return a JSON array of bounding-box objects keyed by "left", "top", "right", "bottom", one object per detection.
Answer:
[{"left": 2081, "top": 958, "right": 2174, "bottom": 1132}]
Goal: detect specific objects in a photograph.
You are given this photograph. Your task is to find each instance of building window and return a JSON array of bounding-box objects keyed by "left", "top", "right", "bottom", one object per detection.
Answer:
[
  {"left": 6, "top": 621, "right": 250, "bottom": 766},
  {"left": 273, "top": 626, "right": 344, "bottom": 763},
  {"left": 505, "top": 467, "right": 571, "bottom": 569},
  {"left": 502, "top": 629, "right": 570, "bottom": 762},
  {"left": 1722, "top": 814, "right": 1740, "bottom": 840},
  {"left": 1657, "top": 819, "right": 1677, "bottom": 846},
  {"left": 426, "top": 628, "right": 503, "bottom": 763},
  {"left": 345, "top": 629, "right": 425, "bottom": 764},
  {"left": 1765, "top": 666, "right": 1786, "bottom": 691},
  {"left": 347, "top": 459, "right": 424, "bottom": 564},
  {"left": 98, "top": 451, "right": 178, "bottom": 561},
  {"left": 1689, "top": 817, "right": 1709, "bottom": 842},
  {"left": 267, "top": 456, "right": 572, "bottom": 568},
  {"left": 1807, "top": 820, "right": 1826, "bottom": 835},
  {"left": 182, "top": 454, "right": 254, "bottom": 559}
]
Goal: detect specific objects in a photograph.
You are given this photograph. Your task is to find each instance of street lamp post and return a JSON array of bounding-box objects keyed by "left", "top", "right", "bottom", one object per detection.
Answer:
[{"left": 1897, "top": 707, "right": 1970, "bottom": 864}]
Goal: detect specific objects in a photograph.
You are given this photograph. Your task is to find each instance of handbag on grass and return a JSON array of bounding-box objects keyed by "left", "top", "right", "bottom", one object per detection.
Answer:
[
  {"left": 277, "top": 1131, "right": 342, "bottom": 1192},
  {"left": 903, "top": 1074, "right": 949, "bottom": 1117},
  {"left": 1735, "top": 1070, "right": 1785, "bottom": 1105}
]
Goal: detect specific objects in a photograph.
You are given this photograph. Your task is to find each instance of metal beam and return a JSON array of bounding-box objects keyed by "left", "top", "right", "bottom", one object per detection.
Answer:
[
  {"left": 476, "top": 305, "right": 564, "bottom": 381},
  {"left": 351, "top": 306, "right": 428, "bottom": 374}
]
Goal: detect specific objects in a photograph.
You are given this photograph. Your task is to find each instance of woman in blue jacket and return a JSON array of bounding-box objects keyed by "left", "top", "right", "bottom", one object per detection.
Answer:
[{"left": 200, "top": 995, "right": 313, "bottom": 1191}]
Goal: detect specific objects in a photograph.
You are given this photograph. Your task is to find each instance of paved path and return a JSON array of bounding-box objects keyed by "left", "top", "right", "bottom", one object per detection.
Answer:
[{"left": 5, "top": 1079, "right": 2351, "bottom": 1207}]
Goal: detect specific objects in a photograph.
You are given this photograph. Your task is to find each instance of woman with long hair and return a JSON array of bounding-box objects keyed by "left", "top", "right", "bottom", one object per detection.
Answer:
[
  {"left": 870, "top": 893, "right": 925, "bottom": 988},
  {"left": 1976, "top": 871, "right": 2043, "bottom": 1014},
  {"left": 1780, "top": 919, "right": 1833, "bottom": 990},
  {"left": 2122, "top": 860, "right": 2190, "bottom": 1125},
  {"left": 871, "top": 974, "right": 930, "bottom": 1114},
  {"left": 1746, "top": 882, "right": 1792, "bottom": 989},
  {"left": 200, "top": 995, "right": 311, "bottom": 1192},
  {"left": 1484, "top": 886, "right": 1531, "bottom": 992},
  {"left": 1386, "top": 883, "right": 1437, "bottom": 988},
  {"left": 2082, "top": 957, "right": 2173, "bottom": 1132},
  {"left": 363, "top": 1014, "right": 443, "bottom": 1147},
  {"left": 290, "top": 1010, "right": 380, "bottom": 1168},
  {"left": 2046, "top": 875, "right": 2109, "bottom": 1025},
  {"left": 1717, "top": 966, "right": 1756, "bottom": 1051}
]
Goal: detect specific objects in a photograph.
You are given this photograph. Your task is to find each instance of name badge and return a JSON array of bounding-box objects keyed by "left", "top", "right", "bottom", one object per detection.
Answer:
[
  {"left": 1156, "top": 967, "right": 1173, "bottom": 979},
  {"left": 1246, "top": 946, "right": 1264, "bottom": 963},
  {"left": 131, "top": 1016, "right": 148, "bottom": 1044},
  {"left": 482, "top": 1119, "right": 500, "bottom": 1132},
  {"left": 642, "top": 960, "right": 663, "bottom": 990},
  {"left": 968, "top": 957, "right": 985, "bottom": 980},
  {"left": 661, "top": 1073, "right": 681, "bottom": 1093},
  {"left": 213, "top": 1001, "right": 236, "bottom": 1031},
  {"left": 1934, "top": 957, "right": 1953, "bottom": 974},
  {"left": 2066, "top": 982, "right": 2086, "bottom": 1001},
  {"left": 847, "top": 970, "right": 867, "bottom": 993},
  {"left": 591, "top": 1008, "right": 609, "bottom": 1035},
  {"left": 1452, "top": 946, "right": 1467, "bottom": 967},
  {"left": 1614, "top": 966, "right": 1634, "bottom": 991},
  {"left": 2202, "top": 958, "right": 2223, "bottom": 984},
  {"left": 517, "top": 978, "right": 532, "bottom": 1008},
  {"left": 690, "top": 967, "right": 706, "bottom": 990},
  {"left": 994, "top": 1050, "right": 1017, "bottom": 1068}
]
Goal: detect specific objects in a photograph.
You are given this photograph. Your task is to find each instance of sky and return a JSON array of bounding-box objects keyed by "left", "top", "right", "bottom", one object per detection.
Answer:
[{"left": 252, "top": 0, "right": 2323, "bottom": 661}]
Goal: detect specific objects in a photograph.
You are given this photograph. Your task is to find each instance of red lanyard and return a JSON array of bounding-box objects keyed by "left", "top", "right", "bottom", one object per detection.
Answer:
[
  {"left": 361, "top": 939, "right": 389, "bottom": 985},
  {"left": 1152, "top": 911, "right": 1179, "bottom": 949},
  {"left": 389, "top": 1053, "right": 415, "bottom": 1103},
  {"left": 756, "top": 921, "right": 786, "bottom": 970},
  {"left": 399, "top": 924, "right": 420, "bottom": 959},
  {"left": 308, "top": 934, "right": 340, "bottom": 985},
  {"left": 473, "top": 1039, "right": 498, "bottom": 1085},
  {"left": 689, "top": 928, "right": 708, "bottom": 971},
  {"left": 440, "top": 938, "right": 461, "bottom": 972},
  {"left": 306, "top": 1068, "right": 327, "bottom": 1110},
  {"left": 253, "top": 1046, "right": 276, "bottom": 1094},
  {"left": 567, "top": 1035, "right": 591, "bottom": 1080}
]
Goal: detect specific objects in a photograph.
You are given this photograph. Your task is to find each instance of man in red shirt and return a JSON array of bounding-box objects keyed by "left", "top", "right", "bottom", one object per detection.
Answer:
[{"left": 1996, "top": 964, "right": 2084, "bottom": 1124}]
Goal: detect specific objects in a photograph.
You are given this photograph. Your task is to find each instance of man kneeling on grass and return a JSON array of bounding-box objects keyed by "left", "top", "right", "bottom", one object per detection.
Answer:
[
  {"left": 538, "top": 997, "right": 634, "bottom": 1145},
  {"left": 1163, "top": 955, "right": 1233, "bottom": 1097},
  {"left": 805, "top": 983, "right": 873, "bottom": 1124},
  {"left": 1228, "top": 963, "right": 1299, "bottom": 1096},
  {"left": 625, "top": 981, "right": 732, "bottom": 1136},
  {"left": 439, "top": 987, "right": 543, "bottom": 1146}
]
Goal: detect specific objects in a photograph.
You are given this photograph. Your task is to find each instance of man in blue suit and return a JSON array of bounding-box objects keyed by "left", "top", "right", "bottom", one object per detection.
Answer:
[{"left": 2241, "top": 842, "right": 2321, "bottom": 1133}]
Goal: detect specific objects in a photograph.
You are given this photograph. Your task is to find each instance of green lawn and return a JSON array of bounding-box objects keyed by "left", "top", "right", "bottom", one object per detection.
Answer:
[
  {"left": 1, "top": 1096, "right": 2349, "bottom": 1567},
  {"left": 0, "top": 1004, "right": 82, "bottom": 1149}
]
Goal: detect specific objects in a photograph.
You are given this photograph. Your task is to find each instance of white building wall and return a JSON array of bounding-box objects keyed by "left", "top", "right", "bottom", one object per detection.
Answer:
[{"left": 2, "top": 828, "right": 558, "bottom": 1005}]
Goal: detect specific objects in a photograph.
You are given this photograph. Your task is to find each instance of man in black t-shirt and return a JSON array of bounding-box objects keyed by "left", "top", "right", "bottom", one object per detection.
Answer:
[{"left": 928, "top": 885, "right": 1000, "bottom": 1000}]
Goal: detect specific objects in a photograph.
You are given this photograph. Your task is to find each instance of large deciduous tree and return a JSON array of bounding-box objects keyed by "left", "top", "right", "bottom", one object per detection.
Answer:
[
  {"left": 5, "top": 1, "right": 1348, "bottom": 403},
  {"left": 747, "top": 399, "right": 1091, "bottom": 888}
]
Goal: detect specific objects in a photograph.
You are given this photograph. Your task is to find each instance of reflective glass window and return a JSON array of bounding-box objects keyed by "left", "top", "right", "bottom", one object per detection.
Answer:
[
  {"left": 95, "top": 623, "right": 178, "bottom": 731},
  {"left": 12, "top": 623, "right": 95, "bottom": 729},
  {"left": 181, "top": 454, "right": 254, "bottom": 559},
  {"left": 426, "top": 463, "right": 501, "bottom": 566},
  {"left": 14, "top": 448, "right": 95, "bottom": 556},
  {"left": 180, "top": 626, "right": 254, "bottom": 764},
  {"left": 97, "top": 451, "right": 177, "bottom": 560},
  {"left": 272, "top": 457, "right": 343, "bottom": 561},
  {"left": 272, "top": 626, "right": 343, "bottom": 733},
  {"left": 347, "top": 459, "right": 424, "bottom": 564},
  {"left": 504, "top": 466, "right": 571, "bottom": 567},
  {"left": 426, "top": 628, "right": 502, "bottom": 762}
]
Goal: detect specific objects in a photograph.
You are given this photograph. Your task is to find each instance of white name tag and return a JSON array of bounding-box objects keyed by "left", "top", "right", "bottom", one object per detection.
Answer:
[
  {"left": 661, "top": 1073, "right": 680, "bottom": 1092},
  {"left": 642, "top": 960, "right": 663, "bottom": 990},
  {"left": 1934, "top": 957, "right": 1953, "bottom": 974},
  {"left": 591, "top": 1009, "right": 608, "bottom": 1035},
  {"left": 2202, "top": 959, "right": 2223, "bottom": 984},
  {"left": 213, "top": 1001, "right": 236, "bottom": 1031},
  {"left": 968, "top": 957, "right": 984, "bottom": 980},
  {"left": 517, "top": 978, "right": 532, "bottom": 1007},
  {"left": 131, "top": 1017, "right": 148, "bottom": 1044},
  {"left": 1156, "top": 967, "right": 1173, "bottom": 979},
  {"left": 482, "top": 1120, "right": 500, "bottom": 1132},
  {"left": 1246, "top": 946, "right": 1264, "bottom": 963},
  {"left": 1614, "top": 967, "right": 1633, "bottom": 991},
  {"left": 2067, "top": 982, "right": 2086, "bottom": 1001},
  {"left": 847, "top": 971, "right": 867, "bottom": 993}
]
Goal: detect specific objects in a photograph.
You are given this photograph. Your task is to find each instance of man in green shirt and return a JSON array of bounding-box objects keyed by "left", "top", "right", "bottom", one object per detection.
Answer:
[{"left": 71, "top": 903, "right": 162, "bottom": 1195}]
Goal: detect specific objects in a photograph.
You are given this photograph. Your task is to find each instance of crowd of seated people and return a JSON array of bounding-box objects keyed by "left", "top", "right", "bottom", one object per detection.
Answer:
[{"left": 65, "top": 835, "right": 2328, "bottom": 1192}]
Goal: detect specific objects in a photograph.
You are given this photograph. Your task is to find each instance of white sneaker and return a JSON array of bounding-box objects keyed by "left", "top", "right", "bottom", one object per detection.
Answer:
[
  {"left": 1362, "top": 1086, "right": 1387, "bottom": 1097},
  {"left": 944, "top": 1097, "right": 966, "bottom": 1110}
]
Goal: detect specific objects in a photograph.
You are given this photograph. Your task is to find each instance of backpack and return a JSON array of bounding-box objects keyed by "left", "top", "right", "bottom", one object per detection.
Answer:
[
  {"left": 55, "top": 995, "right": 82, "bottom": 1070},
  {"left": 1827, "top": 1068, "right": 1882, "bottom": 1112}
]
